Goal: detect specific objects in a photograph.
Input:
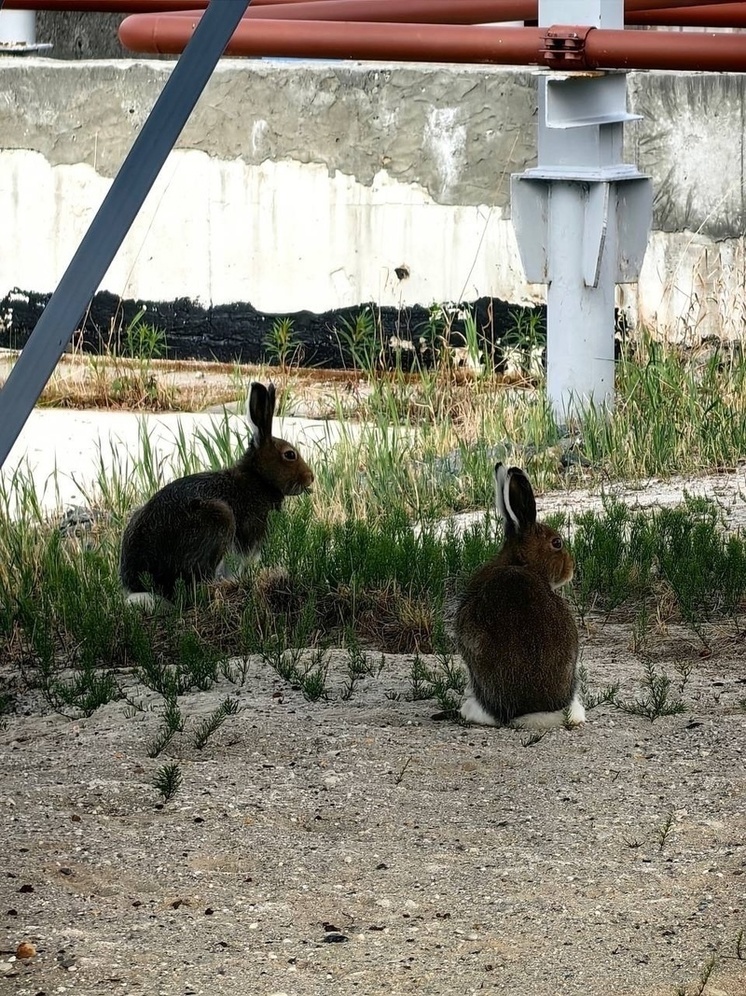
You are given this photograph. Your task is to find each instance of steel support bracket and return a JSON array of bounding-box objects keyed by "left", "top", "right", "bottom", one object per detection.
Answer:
[
  {"left": 510, "top": 173, "right": 652, "bottom": 286},
  {"left": 540, "top": 24, "right": 595, "bottom": 70}
]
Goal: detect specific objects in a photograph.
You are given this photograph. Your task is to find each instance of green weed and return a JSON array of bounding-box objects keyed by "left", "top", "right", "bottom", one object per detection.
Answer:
[
  {"left": 153, "top": 762, "right": 183, "bottom": 803},
  {"left": 264, "top": 317, "right": 302, "bottom": 371},
  {"left": 192, "top": 695, "right": 241, "bottom": 749},
  {"left": 615, "top": 659, "right": 686, "bottom": 721}
]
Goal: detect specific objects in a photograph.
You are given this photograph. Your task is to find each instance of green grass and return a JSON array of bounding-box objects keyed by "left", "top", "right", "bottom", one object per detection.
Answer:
[
  {"left": 153, "top": 762, "right": 183, "bottom": 803},
  {"left": 2, "top": 334, "right": 746, "bottom": 743}
]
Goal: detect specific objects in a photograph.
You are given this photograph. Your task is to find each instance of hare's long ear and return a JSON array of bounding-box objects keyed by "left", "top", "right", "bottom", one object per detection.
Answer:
[
  {"left": 246, "top": 382, "right": 276, "bottom": 447},
  {"left": 494, "top": 463, "right": 536, "bottom": 536}
]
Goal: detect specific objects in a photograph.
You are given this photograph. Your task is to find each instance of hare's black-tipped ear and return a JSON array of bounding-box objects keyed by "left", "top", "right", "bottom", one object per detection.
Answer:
[
  {"left": 246, "top": 381, "right": 276, "bottom": 446},
  {"left": 494, "top": 463, "right": 536, "bottom": 535}
]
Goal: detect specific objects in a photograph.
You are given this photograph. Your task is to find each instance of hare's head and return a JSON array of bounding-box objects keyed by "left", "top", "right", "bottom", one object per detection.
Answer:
[
  {"left": 246, "top": 382, "right": 314, "bottom": 496},
  {"left": 494, "top": 463, "right": 573, "bottom": 589}
]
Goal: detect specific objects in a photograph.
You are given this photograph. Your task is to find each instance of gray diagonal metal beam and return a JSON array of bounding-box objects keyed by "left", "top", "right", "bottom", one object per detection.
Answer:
[{"left": 0, "top": 0, "right": 251, "bottom": 468}]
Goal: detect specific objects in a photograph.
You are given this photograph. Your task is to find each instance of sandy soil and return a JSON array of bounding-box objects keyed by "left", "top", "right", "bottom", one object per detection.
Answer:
[
  {"left": 1, "top": 407, "right": 745, "bottom": 996},
  {"left": 1, "top": 626, "right": 745, "bottom": 996}
]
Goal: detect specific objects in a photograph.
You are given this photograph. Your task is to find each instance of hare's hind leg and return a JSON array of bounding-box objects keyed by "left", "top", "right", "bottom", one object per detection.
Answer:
[
  {"left": 510, "top": 693, "right": 586, "bottom": 732},
  {"left": 121, "top": 499, "right": 236, "bottom": 608},
  {"left": 459, "top": 678, "right": 500, "bottom": 726},
  {"left": 181, "top": 499, "right": 236, "bottom": 583},
  {"left": 125, "top": 591, "right": 170, "bottom": 613},
  {"left": 460, "top": 695, "right": 499, "bottom": 726}
]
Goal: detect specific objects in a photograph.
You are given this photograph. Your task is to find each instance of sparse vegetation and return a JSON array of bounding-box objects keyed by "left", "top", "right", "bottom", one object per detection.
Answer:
[
  {"left": 147, "top": 695, "right": 186, "bottom": 758},
  {"left": 2, "top": 333, "right": 746, "bottom": 745},
  {"left": 153, "top": 762, "right": 183, "bottom": 803},
  {"left": 656, "top": 807, "right": 676, "bottom": 852},
  {"left": 334, "top": 307, "right": 379, "bottom": 374},
  {"left": 192, "top": 695, "right": 241, "bottom": 749},
  {"left": 674, "top": 952, "right": 719, "bottom": 996},
  {"left": 615, "top": 659, "right": 687, "bottom": 721},
  {"left": 263, "top": 316, "right": 303, "bottom": 372},
  {"left": 520, "top": 731, "right": 546, "bottom": 748}
]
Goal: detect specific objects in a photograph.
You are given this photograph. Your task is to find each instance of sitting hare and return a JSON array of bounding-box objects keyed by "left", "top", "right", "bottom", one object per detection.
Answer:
[
  {"left": 451, "top": 462, "right": 585, "bottom": 731},
  {"left": 120, "top": 381, "right": 313, "bottom": 609}
]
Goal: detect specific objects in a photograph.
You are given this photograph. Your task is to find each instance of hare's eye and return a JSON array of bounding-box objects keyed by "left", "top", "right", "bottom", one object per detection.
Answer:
[
  {"left": 283, "top": 448, "right": 297, "bottom": 461},
  {"left": 551, "top": 537, "right": 563, "bottom": 550}
]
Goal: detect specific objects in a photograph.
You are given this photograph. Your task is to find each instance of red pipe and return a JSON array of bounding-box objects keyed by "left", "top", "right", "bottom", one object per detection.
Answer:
[
  {"left": 625, "top": 0, "right": 746, "bottom": 8},
  {"left": 117, "top": 15, "right": 746, "bottom": 71},
  {"left": 118, "top": 18, "right": 536, "bottom": 60},
  {"left": 583, "top": 24, "right": 746, "bottom": 68},
  {"left": 0, "top": 0, "right": 521, "bottom": 8},
  {"left": 178, "top": 0, "right": 746, "bottom": 29},
  {"left": 196, "top": 1, "right": 534, "bottom": 25},
  {"left": 6, "top": 0, "right": 746, "bottom": 31},
  {"left": 0, "top": 0, "right": 339, "bottom": 9},
  {"left": 99, "top": 0, "right": 746, "bottom": 27},
  {"left": 634, "top": 3, "right": 746, "bottom": 26},
  {"left": 7, "top": 0, "right": 746, "bottom": 14}
]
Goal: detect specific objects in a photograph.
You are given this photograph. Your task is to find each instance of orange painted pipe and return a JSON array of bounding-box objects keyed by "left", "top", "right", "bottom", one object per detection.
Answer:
[
  {"left": 214, "top": 0, "right": 746, "bottom": 27},
  {"left": 634, "top": 3, "right": 746, "bottom": 25},
  {"left": 583, "top": 24, "right": 746, "bottom": 68},
  {"left": 6, "top": 0, "right": 746, "bottom": 31},
  {"left": 208, "top": 0, "right": 533, "bottom": 24},
  {"left": 1, "top": 0, "right": 521, "bottom": 8},
  {"left": 625, "top": 0, "right": 746, "bottom": 8},
  {"left": 118, "top": 17, "right": 539, "bottom": 61},
  {"left": 0, "top": 0, "right": 533, "bottom": 20},
  {"left": 118, "top": 14, "right": 746, "bottom": 72},
  {"left": 0, "top": 0, "right": 336, "bottom": 9},
  {"left": 7, "top": 0, "right": 746, "bottom": 14}
]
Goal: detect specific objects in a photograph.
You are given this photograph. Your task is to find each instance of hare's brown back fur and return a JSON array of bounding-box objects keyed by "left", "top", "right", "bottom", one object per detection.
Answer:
[
  {"left": 455, "top": 559, "right": 578, "bottom": 723},
  {"left": 453, "top": 464, "right": 580, "bottom": 726}
]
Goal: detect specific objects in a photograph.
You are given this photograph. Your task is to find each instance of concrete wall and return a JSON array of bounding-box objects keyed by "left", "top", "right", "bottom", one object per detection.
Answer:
[
  {"left": 0, "top": 57, "right": 744, "bottom": 340},
  {"left": 35, "top": 11, "right": 128, "bottom": 60}
]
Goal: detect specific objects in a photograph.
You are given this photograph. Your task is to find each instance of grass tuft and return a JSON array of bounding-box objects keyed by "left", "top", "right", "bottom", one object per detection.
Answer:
[
  {"left": 153, "top": 762, "right": 183, "bottom": 803},
  {"left": 192, "top": 696, "right": 241, "bottom": 749},
  {"left": 615, "top": 659, "right": 687, "bottom": 722}
]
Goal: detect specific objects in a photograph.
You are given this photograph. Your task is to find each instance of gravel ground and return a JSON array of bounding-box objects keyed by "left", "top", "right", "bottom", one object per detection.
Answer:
[
  {"left": 1, "top": 411, "right": 745, "bottom": 995},
  {"left": 2, "top": 623, "right": 745, "bottom": 996}
]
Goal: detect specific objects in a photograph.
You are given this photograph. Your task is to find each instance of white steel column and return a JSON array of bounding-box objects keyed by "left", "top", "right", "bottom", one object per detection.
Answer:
[
  {"left": 511, "top": 0, "right": 652, "bottom": 420},
  {"left": 0, "top": 10, "right": 36, "bottom": 47}
]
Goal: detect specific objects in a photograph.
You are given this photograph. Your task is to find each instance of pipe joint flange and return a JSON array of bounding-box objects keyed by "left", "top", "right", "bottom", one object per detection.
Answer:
[{"left": 541, "top": 24, "right": 595, "bottom": 70}]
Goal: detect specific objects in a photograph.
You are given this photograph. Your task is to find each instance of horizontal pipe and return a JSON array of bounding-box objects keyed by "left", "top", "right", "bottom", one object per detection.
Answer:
[
  {"left": 624, "top": 0, "right": 746, "bottom": 8},
  {"left": 204, "top": 0, "right": 533, "bottom": 24},
  {"left": 1, "top": 0, "right": 323, "bottom": 9},
  {"left": 118, "top": 15, "right": 746, "bottom": 72},
  {"left": 119, "top": 17, "right": 540, "bottom": 60},
  {"left": 582, "top": 24, "right": 746, "bottom": 68},
  {"left": 633, "top": 3, "right": 746, "bottom": 26},
  {"left": 7, "top": 0, "right": 746, "bottom": 15},
  {"left": 2, "top": 0, "right": 196, "bottom": 8},
  {"left": 5, "top": 0, "right": 524, "bottom": 8},
  {"left": 100, "top": 0, "right": 746, "bottom": 27}
]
